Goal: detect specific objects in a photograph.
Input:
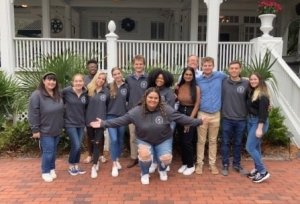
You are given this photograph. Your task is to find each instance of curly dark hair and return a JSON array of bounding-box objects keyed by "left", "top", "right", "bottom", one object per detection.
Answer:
[
  {"left": 147, "top": 68, "right": 174, "bottom": 88},
  {"left": 178, "top": 67, "right": 197, "bottom": 103},
  {"left": 136, "top": 87, "right": 167, "bottom": 119}
]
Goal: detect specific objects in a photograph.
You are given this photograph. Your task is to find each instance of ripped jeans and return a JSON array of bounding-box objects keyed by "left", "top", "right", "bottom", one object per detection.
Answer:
[{"left": 136, "top": 137, "right": 173, "bottom": 175}]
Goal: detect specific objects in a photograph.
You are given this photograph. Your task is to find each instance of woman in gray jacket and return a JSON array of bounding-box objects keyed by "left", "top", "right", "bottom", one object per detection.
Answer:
[{"left": 90, "top": 87, "right": 208, "bottom": 185}]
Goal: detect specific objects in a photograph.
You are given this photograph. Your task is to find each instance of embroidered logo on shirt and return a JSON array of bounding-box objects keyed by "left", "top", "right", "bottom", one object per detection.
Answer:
[
  {"left": 81, "top": 96, "right": 86, "bottom": 104},
  {"left": 155, "top": 116, "right": 164, "bottom": 124},
  {"left": 140, "top": 81, "right": 148, "bottom": 89},
  {"left": 100, "top": 94, "right": 107, "bottom": 101},
  {"left": 237, "top": 86, "right": 245, "bottom": 93},
  {"left": 120, "top": 88, "right": 127, "bottom": 96}
]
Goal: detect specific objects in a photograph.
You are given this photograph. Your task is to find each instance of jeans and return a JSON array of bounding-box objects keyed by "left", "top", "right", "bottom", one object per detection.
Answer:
[
  {"left": 40, "top": 135, "right": 60, "bottom": 173},
  {"left": 65, "top": 127, "right": 84, "bottom": 165},
  {"left": 107, "top": 115, "right": 125, "bottom": 161},
  {"left": 221, "top": 118, "right": 247, "bottom": 167},
  {"left": 137, "top": 137, "right": 173, "bottom": 175},
  {"left": 86, "top": 127, "right": 104, "bottom": 165},
  {"left": 246, "top": 117, "right": 269, "bottom": 174}
]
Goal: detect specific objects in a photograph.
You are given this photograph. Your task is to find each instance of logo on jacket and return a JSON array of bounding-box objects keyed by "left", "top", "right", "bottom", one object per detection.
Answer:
[
  {"left": 155, "top": 116, "right": 164, "bottom": 124},
  {"left": 140, "top": 81, "right": 148, "bottom": 89},
  {"left": 81, "top": 96, "right": 86, "bottom": 104},
  {"left": 100, "top": 94, "right": 107, "bottom": 101},
  {"left": 237, "top": 86, "right": 245, "bottom": 93},
  {"left": 120, "top": 88, "right": 127, "bottom": 96}
]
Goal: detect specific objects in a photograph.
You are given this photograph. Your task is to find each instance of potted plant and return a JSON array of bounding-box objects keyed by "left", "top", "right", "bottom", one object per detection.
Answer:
[{"left": 258, "top": 0, "right": 282, "bottom": 37}]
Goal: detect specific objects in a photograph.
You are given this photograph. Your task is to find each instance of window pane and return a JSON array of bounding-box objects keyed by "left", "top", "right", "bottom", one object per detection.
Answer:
[
  {"left": 100, "top": 22, "right": 106, "bottom": 39},
  {"left": 151, "top": 22, "right": 157, "bottom": 39},
  {"left": 158, "top": 23, "right": 164, "bottom": 39},
  {"left": 92, "top": 22, "right": 98, "bottom": 39}
]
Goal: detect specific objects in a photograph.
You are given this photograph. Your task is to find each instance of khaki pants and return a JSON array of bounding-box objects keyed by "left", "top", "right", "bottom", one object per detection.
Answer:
[
  {"left": 128, "top": 123, "right": 138, "bottom": 159},
  {"left": 196, "top": 111, "right": 220, "bottom": 165}
]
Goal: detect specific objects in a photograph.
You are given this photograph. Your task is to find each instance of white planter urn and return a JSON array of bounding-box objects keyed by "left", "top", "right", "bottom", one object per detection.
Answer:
[{"left": 258, "top": 14, "right": 276, "bottom": 37}]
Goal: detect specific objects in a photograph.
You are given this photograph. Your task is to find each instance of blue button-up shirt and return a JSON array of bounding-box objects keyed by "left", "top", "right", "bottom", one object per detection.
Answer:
[{"left": 196, "top": 71, "right": 227, "bottom": 113}]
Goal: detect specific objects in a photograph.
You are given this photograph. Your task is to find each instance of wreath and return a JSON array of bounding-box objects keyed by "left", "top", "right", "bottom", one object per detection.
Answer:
[
  {"left": 121, "top": 18, "right": 135, "bottom": 32},
  {"left": 51, "top": 18, "right": 63, "bottom": 33}
]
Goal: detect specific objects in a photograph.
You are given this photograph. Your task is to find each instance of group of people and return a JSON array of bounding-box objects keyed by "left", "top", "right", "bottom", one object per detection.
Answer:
[{"left": 28, "top": 54, "right": 271, "bottom": 185}]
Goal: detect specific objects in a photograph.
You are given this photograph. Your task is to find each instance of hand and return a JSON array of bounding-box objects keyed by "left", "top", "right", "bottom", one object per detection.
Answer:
[
  {"left": 201, "top": 116, "right": 209, "bottom": 125},
  {"left": 184, "top": 126, "right": 190, "bottom": 133},
  {"left": 255, "top": 129, "right": 263, "bottom": 138},
  {"left": 90, "top": 118, "right": 102, "bottom": 128},
  {"left": 268, "top": 103, "right": 272, "bottom": 111},
  {"left": 32, "top": 132, "right": 40, "bottom": 139}
]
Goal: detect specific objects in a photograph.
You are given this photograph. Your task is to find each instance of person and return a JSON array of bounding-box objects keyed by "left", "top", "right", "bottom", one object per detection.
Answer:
[
  {"left": 85, "top": 71, "right": 110, "bottom": 178},
  {"left": 28, "top": 72, "right": 64, "bottom": 182},
  {"left": 177, "top": 55, "right": 202, "bottom": 82},
  {"left": 90, "top": 87, "right": 209, "bottom": 185},
  {"left": 220, "top": 60, "right": 249, "bottom": 176},
  {"left": 195, "top": 57, "right": 227, "bottom": 175},
  {"left": 62, "top": 74, "right": 88, "bottom": 176},
  {"left": 107, "top": 67, "right": 129, "bottom": 177},
  {"left": 147, "top": 68, "right": 175, "bottom": 173},
  {"left": 176, "top": 67, "right": 201, "bottom": 175},
  {"left": 84, "top": 59, "right": 108, "bottom": 164},
  {"left": 246, "top": 72, "right": 270, "bottom": 183},
  {"left": 125, "top": 55, "right": 148, "bottom": 168}
]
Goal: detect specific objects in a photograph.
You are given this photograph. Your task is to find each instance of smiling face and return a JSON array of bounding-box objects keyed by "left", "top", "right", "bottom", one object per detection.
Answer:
[
  {"left": 228, "top": 63, "right": 241, "bottom": 79},
  {"left": 133, "top": 59, "right": 145, "bottom": 74},
  {"left": 112, "top": 69, "right": 123, "bottom": 82},
  {"left": 72, "top": 75, "right": 84, "bottom": 90},
  {"left": 88, "top": 63, "right": 98, "bottom": 76},
  {"left": 155, "top": 74, "right": 165, "bottom": 88},
  {"left": 146, "top": 91, "right": 160, "bottom": 111},
  {"left": 96, "top": 73, "right": 106, "bottom": 87},
  {"left": 183, "top": 69, "right": 194, "bottom": 82},
  {"left": 249, "top": 74, "right": 260, "bottom": 88},
  {"left": 43, "top": 77, "right": 57, "bottom": 91},
  {"left": 202, "top": 61, "right": 214, "bottom": 76},
  {"left": 187, "top": 55, "right": 199, "bottom": 70}
]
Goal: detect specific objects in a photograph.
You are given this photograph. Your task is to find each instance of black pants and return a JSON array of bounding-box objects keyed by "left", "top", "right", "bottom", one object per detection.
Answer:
[
  {"left": 176, "top": 105, "right": 196, "bottom": 168},
  {"left": 86, "top": 127, "right": 104, "bottom": 165}
]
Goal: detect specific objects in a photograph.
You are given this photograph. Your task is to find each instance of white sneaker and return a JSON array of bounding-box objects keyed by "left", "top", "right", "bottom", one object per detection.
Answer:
[
  {"left": 95, "top": 162, "right": 99, "bottom": 171},
  {"left": 50, "top": 169, "right": 57, "bottom": 179},
  {"left": 116, "top": 161, "right": 122, "bottom": 170},
  {"left": 141, "top": 174, "right": 150, "bottom": 185},
  {"left": 183, "top": 166, "right": 195, "bottom": 176},
  {"left": 178, "top": 165, "right": 187, "bottom": 173},
  {"left": 91, "top": 167, "right": 98, "bottom": 179},
  {"left": 158, "top": 170, "right": 168, "bottom": 181},
  {"left": 42, "top": 173, "right": 53, "bottom": 182},
  {"left": 149, "top": 163, "right": 158, "bottom": 173},
  {"left": 166, "top": 165, "right": 170, "bottom": 171},
  {"left": 111, "top": 166, "right": 118, "bottom": 177}
]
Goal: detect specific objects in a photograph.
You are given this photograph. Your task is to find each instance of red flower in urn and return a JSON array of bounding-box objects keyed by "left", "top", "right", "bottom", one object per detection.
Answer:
[{"left": 258, "top": 0, "right": 282, "bottom": 15}]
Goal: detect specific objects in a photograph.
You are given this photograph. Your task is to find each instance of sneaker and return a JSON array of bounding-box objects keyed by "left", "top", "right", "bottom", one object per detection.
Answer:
[
  {"left": 247, "top": 169, "right": 258, "bottom": 179},
  {"left": 68, "top": 167, "right": 79, "bottom": 176},
  {"left": 91, "top": 167, "right": 98, "bottom": 179},
  {"left": 233, "top": 165, "right": 248, "bottom": 175},
  {"left": 50, "top": 169, "right": 57, "bottom": 179},
  {"left": 99, "top": 156, "right": 107, "bottom": 163},
  {"left": 141, "top": 174, "right": 150, "bottom": 185},
  {"left": 158, "top": 170, "right": 168, "bottom": 181},
  {"left": 111, "top": 166, "right": 118, "bottom": 177},
  {"left": 195, "top": 163, "right": 203, "bottom": 175},
  {"left": 253, "top": 171, "right": 270, "bottom": 183},
  {"left": 178, "top": 165, "right": 187, "bottom": 173},
  {"left": 76, "top": 168, "right": 86, "bottom": 175},
  {"left": 209, "top": 164, "right": 219, "bottom": 175},
  {"left": 166, "top": 165, "right": 170, "bottom": 171},
  {"left": 183, "top": 166, "right": 195, "bottom": 176},
  {"left": 95, "top": 162, "right": 99, "bottom": 171},
  {"left": 149, "top": 163, "right": 158, "bottom": 174},
  {"left": 221, "top": 165, "right": 229, "bottom": 176},
  {"left": 42, "top": 173, "right": 53, "bottom": 182},
  {"left": 116, "top": 161, "right": 122, "bottom": 170}
]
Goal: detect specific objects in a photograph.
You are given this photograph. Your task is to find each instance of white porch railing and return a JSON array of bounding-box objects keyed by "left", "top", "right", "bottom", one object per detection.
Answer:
[
  {"left": 218, "top": 42, "right": 254, "bottom": 71},
  {"left": 13, "top": 38, "right": 107, "bottom": 70},
  {"left": 270, "top": 49, "right": 300, "bottom": 147}
]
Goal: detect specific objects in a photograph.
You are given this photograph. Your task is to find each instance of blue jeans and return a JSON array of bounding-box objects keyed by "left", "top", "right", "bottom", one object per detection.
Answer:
[
  {"left": 107, "top": 115, "right": 125, "bottom": 161},
  {"left": 137, "top": 137, "right": 173, "bottom": 175},
  {"left": 221, "top": 118, "right": 247, "bottom": 167},
  {"left": 246, "top": 117, "right": 269, "bottom": 174},
  {"left": 40, "top": 135, "right": 60, "bottom": 173},
  {"left": 65, "top": 127, "right": 84, "bottom": 165}
]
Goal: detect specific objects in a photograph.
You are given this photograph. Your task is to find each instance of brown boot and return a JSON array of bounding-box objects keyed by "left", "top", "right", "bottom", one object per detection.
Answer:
[{"left": 127, "top": 159, "right": 138, "bottom": 168}]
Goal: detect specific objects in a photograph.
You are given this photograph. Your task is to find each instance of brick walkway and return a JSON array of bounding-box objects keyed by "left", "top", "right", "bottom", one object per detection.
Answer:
[{"left": 0, "top": 157, "right": 300, "bottom": 204}]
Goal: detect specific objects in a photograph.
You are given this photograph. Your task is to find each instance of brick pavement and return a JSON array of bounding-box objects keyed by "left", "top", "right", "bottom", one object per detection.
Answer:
[{"left": 0, "top": 157, "right": 300, "bottom": 204}]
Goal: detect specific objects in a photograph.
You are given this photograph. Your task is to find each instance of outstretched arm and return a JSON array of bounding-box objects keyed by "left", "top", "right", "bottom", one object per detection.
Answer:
[{"left": 90, "top": 112, "right": 132, "bottom": 128}]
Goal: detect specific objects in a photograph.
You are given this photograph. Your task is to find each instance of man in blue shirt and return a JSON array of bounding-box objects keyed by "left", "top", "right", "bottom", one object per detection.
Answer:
[{"left": 196, "top": 57, "right": 227, "bottom": 175}]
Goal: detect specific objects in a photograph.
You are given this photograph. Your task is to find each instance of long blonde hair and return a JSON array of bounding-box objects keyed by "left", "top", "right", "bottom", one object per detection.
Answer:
[
  {"left": 110, "top": 67, "right": 122, "bottom": 98},
  {"left": 87, "top": 71, "right": 107, "bottom": 97},
  {"left": 249, "top": 72, "right": 270, "bottom": 102}
]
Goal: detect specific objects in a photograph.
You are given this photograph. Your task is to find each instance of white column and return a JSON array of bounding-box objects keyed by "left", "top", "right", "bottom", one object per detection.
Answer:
[
  {"left": 190, "top": 0, "right": 199, "bottom": 41},
  {"left": 0, "top": 0, "right": 15, "bottom": 76},
  {"left": 105, "top": 20, "right": 119, "bottom": 83},
  {"left": 173, "top": 9, "right": 180, "bottom": 41},
  {"left": 65, "top": 6, "right": 71, "bottom": 38},
  {"left": 42, "top": 0, "right": 51, "bottom": 38},
  {"left": 204, "top": 0, "right": 223, "bottom": 69},
  {"left": 251, "top": 37, "right": 283, "bottom": 58}
]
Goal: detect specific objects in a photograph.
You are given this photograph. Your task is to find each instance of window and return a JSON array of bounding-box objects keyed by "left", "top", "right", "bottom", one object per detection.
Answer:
[
  {"left": 151, "top": 22, "right": 165, "bottom": 40},
  {"left": 91, "top": 21, "right": 106, "bottom": 39}
]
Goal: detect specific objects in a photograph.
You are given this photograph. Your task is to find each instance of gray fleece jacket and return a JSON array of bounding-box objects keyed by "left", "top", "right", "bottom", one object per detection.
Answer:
[{"left": 101, "top": 105, "right": 203, "bottom": 145}]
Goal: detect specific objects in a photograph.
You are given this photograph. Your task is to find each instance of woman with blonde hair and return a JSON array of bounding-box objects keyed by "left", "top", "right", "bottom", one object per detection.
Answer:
[
  {"left": 246, "top": 72, "right": 270, "bottom": 183},
  {"left": 107, "top": 67, "right": 129, "bottom": 177},
  {"left": 85, "top": 71, "right": 110, "bottom": 178}
]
